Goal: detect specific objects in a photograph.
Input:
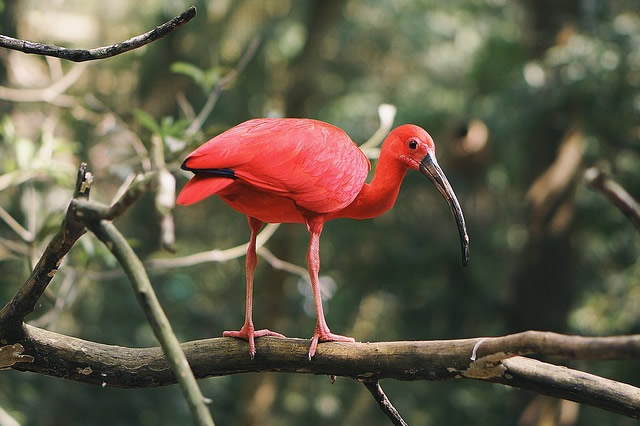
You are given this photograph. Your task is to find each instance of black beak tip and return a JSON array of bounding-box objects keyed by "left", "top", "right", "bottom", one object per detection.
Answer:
[{"left": 462, "top": 234, "right": 470, "bottom": 267}]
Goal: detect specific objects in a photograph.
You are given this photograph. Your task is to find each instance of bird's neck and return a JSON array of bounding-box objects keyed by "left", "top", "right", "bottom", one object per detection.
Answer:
[{"left": 335, "top": 151, "right": 408, "bottom": 220}]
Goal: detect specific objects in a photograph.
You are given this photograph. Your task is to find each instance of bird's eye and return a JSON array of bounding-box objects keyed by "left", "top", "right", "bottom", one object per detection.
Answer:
[{"left": 408, "top": 139, "right": 418, "bottom": 150}]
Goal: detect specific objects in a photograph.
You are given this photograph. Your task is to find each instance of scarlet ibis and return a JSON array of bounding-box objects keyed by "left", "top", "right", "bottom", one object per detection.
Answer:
[{"left": 177, "top": 118, "right": 469, "bottom": 359}]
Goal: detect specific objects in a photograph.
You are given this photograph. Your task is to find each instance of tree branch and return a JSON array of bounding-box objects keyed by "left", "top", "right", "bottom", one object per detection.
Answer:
[
  {"left": 0, "top": 164, "right": 91, "bottom": 336},
  {"left": 0, "top": 63, "right": 86, "bottom": 103},
  {"left": 362, "top": 381, "right": 408, "bottom": 426},
  {"left": 8, "top": 327, "right": 640, "bottom": 418},
  {"left": 0, "top": 6, "right": 196, "bottom": 62},
  {"left": 185, "top": 35, "right": 260, "bottom": 137},
  {"left": 150, "top": 135, "right": 176, "bottom": 252},
  {"left": 1, "top": 163, "right": 213, "bottom": 425},
  {"left": 87, "top": 220, "right": 213, "bottom": 426},
  {"left": 494, "top": 356, "right": 640, "bottom": 420},
  {"left": 146, "top": 223, "right": 280, "bottom": 269},
  {"left": 585, "top": 167, "right": 640, "bottom": 230}
]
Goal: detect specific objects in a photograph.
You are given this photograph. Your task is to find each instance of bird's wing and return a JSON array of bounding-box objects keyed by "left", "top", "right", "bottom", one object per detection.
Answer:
[
  {"left": 183, "top": 118, "right": 371, "bottom": 213},
  {"left": 176, "top": 176, "right": 233, "bottom": 205}
]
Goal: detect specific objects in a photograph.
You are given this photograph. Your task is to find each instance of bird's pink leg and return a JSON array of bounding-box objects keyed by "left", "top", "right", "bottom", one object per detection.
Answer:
[
  {"left": 223, "top": 216, "right": 285, "bottom": 359},
  {"left": 305, "top": 218, "right": 355, "bottom": 359}
]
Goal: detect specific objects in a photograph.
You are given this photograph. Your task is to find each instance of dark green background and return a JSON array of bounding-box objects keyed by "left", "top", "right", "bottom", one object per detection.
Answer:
[{"left": 1, "top": 0, "right": 639, "bottom": 424}]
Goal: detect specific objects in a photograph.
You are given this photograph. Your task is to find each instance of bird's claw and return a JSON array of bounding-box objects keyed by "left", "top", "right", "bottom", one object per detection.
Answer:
[
  {"left": 223, "top": 327, "right": 286, "bottom": 359},
  {"left": 308, "top": 330, "right": 356, "bottom": 360}
]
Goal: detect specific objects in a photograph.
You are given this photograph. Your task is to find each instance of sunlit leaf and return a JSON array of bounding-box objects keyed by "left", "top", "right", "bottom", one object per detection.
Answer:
[
  {"left": 133, "top": 109, "right": 161, "bottom": 135},
  {"left": 171, "top": 61, "right": 205, "bottom": 89}
]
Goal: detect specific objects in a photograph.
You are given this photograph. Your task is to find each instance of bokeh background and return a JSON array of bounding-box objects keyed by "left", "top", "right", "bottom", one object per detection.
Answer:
[{"left": 1, "top": 0, "right": 639, "bottom": 425}]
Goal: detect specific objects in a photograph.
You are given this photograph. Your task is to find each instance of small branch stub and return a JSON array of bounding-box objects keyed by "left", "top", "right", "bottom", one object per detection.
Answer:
[{"left": 585, "top": 167, "right": 640, "bottom": 230}]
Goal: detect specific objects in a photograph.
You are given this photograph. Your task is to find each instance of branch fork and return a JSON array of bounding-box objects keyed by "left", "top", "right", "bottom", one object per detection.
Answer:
[{"left": 0, "top": 163, "right": 214, "bottom": 426}]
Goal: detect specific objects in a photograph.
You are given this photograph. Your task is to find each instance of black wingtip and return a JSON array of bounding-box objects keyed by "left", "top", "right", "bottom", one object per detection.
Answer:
[{"left": 179, "top": 162, "right": 237, "bottom": 179}]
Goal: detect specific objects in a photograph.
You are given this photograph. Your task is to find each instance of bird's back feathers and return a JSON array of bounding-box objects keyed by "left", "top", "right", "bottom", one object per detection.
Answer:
[{"left": 177, "top": 118, "right": 370, "bottom": 213}]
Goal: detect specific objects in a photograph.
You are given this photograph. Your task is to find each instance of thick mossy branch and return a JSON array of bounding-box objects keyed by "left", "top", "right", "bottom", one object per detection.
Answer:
[{"left": 9, "top": 326, "right": 640, "bottom": 418}]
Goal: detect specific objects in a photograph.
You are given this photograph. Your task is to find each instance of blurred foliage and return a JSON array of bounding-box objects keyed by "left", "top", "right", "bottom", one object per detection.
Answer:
[{"left": 1, "top": 0, "right": 639, "bottom": 425}]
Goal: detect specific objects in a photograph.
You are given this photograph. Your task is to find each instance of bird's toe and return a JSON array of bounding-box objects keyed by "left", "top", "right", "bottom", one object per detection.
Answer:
[{"left": 308, "top": 331, "right": 356, "bottom": 359}]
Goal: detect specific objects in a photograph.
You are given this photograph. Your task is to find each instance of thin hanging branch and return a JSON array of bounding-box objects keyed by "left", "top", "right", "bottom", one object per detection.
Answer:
[
  {"left": 362, "top": 380, "right": 408, "bottom": 426},
  {"left": 0, "top": 6, "right": 196, "bottom": 62}
]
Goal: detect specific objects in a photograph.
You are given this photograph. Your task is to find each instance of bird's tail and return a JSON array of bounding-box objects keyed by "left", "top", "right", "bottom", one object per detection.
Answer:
[{"left": 176, "top": 175, "right": 234, "bottom": 205}]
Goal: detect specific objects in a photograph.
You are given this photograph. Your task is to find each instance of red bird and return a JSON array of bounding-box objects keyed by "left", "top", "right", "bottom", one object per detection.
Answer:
[{"left": 177, "top": 118, "right": 469, "bottom": 359}]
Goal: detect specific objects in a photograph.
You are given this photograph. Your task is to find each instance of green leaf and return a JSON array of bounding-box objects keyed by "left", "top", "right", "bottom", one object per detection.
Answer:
[
  {"left": 133, "top": 109, "right": 161, "bottom": 135},
  {"left": 170, "top": 61, "right": 205, "bottom": 89}
]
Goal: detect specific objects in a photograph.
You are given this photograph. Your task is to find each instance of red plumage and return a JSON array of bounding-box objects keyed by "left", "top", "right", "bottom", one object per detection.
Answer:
[
  {"left": 178, "top": 117, "right": 469, "bottom": 359},
  {"left": 177, "top": 118, "right": 370, "bottom": 218}
]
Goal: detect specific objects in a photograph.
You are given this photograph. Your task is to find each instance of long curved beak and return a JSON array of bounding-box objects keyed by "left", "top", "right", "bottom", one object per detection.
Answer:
[{"left": 419, "top": 153, "right": 470, "bottom": 266}]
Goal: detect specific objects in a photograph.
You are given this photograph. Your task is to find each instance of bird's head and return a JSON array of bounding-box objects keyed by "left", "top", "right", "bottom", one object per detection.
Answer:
[{"left": 386, "top": 124, "right": 470, "bottom": 266}]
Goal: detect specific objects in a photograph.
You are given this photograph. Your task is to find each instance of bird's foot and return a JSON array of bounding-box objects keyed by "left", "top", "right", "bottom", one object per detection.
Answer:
[
  {"left": 223, "top": 326, "right": 286, "bottom": 360},
  {"left": 308, "top": 329, "right": 355, "bottom": 360}
]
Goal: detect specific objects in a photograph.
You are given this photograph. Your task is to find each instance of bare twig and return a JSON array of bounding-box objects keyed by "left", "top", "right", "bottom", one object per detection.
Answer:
[
  {"left": 0, "top": 163, "right": 91, "bottom": 336},
  {"left": 29, "top": 268, "right": 77, "bottom": 328},
  {"left": 0, "top": 404, "right": 20, "bottom": 426},
  {"left": 0, "top": 171, "right": 36, "bottom": 193},
  {"left": 362, "top": 381, "right": 408, "bottom": 426},
  {"left": 104, "top": 172, "right": 156, "bottom": 220},
  {"left": 12, "top": 326, "right": 640, "bottom": 418},
  {"left": 0, "top": 63, "right": 86, "bottom": 104},
  {"left": 0, "top": 236, "right": 29, "bottom": 257},
  {"left": 147, "top": 223, "right": 280, "bottom": 269},
  {"left": 0, "top": 204, "right": 33, "bottom": 242},
  {"left": 0, "top": 7, "right": 197, "bottom": 62},
  {"left": 359, "top": 104, "right": 397, "bottom": 151},
  {"left": 87, "top": 219, "right": 214, "bottom": 426},
  {"left": 257, "top": 246, "right": 308, "bottom": 280},
  {"left": 63, "top": 227, "right": 294, "bottom": 282},
  {"left": 176, "top": 91, "right": 196, "bottom": 121},
  {"left": 151, "top": 135, "right": 176, "bottom": 252},
  {"left": 585, "top": 167, "right": 640, "bottom": 230},
  {"left": 110, "top": 173, "right": 137, "bottom": 206},
  {"left": 185, "top": 36, "right": 260, "bottom": 137}
]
